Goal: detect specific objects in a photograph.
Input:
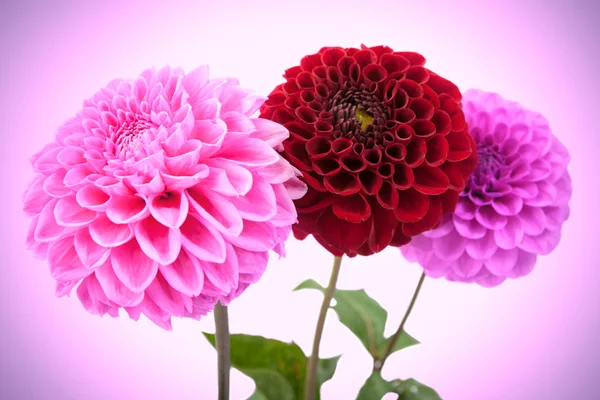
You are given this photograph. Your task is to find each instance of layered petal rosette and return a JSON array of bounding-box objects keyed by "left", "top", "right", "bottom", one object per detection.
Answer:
[
  {"left": 259, "top": 45, "right": 478, "bottom": 257},
  {"left": 23, "top": 66, "right": 306, "bottom": 329},
  {"left": 401, "top": 89, "right": 572, "bottom": 286}
]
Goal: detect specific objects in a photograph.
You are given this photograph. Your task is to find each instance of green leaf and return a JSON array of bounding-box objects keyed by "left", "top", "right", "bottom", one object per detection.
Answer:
[
  {"left": 294, "top": 279, "right": 419, "bottom": 359},
  {"left": 357, "top": 373, "right": 442, "bottom": 400},
  {"left": 203, "top": 333, "right": 341, "bottom": 400}
]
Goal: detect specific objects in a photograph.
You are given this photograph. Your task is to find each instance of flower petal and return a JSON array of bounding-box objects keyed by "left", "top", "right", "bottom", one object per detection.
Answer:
[
  {"left": 199, "top": 243, "right": 239, "bottom": 295},
  {"left": 95, "top": 259, "right": 145, "bottom": 306},
  {"left": 187, "top": 187, "right": 243, "bottom": 236},
  {"left": 89, "top": 215, "right": 133, "bottom": 247},
  {"left": 484, "top": 248, "right": 519, "bottom": 276},
  {"left": 74, "top": 228, "right": 110, "bottom": 269},
  {"left": 159, "top": 249, "right": 204, "bottom": 297},
  {"left": 54, "top": 196, "right": 97, "bottom": 227},
  {"left": 48, "top": 236, "right": 92, "bottom": 281},
  {"left": 226, "top": 220, "right": 279, "bottom": 252},
  {"left": 214, "top": 138, "right": 279, "bottom": 167},
  {"left": 34, "top": 198, "right": 65, "bottom": 242},
  {"left": 148, "top": 191, "right": 189, "bottom": 229},
  {"left": 464, "top": 231, "right": 498, "bottom": 260},
  {"left": 432, "top": 229, "right": 466, "bottom": 261},
  {"left": 110, "top": 238, "right": 159, "bottom": 292},
  {"left": 180, "top": 214, "right": 226, "bottom": 262},
  {"left": 493, "top": 217, "right": 524, "bottom": 250},
  {"left": 134, "top": 216, "right": 181, "bottom": 265}
]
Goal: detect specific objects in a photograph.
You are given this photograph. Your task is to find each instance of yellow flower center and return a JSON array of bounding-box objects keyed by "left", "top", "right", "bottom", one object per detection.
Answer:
[{"left": 355, "top": 108, "right": 374, "bottom": 130}]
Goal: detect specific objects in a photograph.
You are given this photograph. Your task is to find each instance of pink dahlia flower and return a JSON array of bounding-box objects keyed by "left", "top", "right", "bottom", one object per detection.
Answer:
[
  {"left": 401, "top": 89, "right": 571, "bottom": 287},
  {"left": 23, "top": 66, "right": 306, "bottom": 329}
]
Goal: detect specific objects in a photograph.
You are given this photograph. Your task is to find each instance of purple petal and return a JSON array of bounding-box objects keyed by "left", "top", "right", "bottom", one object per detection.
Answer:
[
  {"left": 465, "top": 231, "right": 498, "bottom": 260},
  {"left": 493, "top": 216, "right": 524, "bottom": 250},
  {"left": 432, "top": 229, "right": 466, "bottom": 261},
  {"left": 453, "top": 215, "right": 487, "bottom": 239},
  {"left": 110, "top": 239, "right": 159, "bottom": 293},
  {"left": 484, "top": 247, "right": 519, "bottom": 276},
  {"left": 491, "top": 193, "right": 523, "bottom": 216},
  {"left": 475, "top": 205, "right": 508, "bottom": 230}
]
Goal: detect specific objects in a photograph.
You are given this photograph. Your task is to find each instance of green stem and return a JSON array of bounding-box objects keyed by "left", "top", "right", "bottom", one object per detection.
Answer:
[
  {"left": 214, "top": 302, "right": 230, "bottom": 400},
  {"left": 374, "top": 272, "right": 426, "bottom": 373},
  {"left": 305, "top": 255, "right": 343, "bottom": 400}
]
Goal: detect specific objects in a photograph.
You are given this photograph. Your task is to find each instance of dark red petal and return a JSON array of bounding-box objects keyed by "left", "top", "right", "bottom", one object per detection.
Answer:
[
  {"left": 426, "top": 73, "right": 462, "bottom": 101},
  {"left": 413, "top": 166, "right": 450, "bottom": 195},
  {"left": 395, "top": 188, "right": 429, "bottom": 222},
  {"left": 321, "top": 47, "right": 346, "bottom": 66},
  {"left": 409, "top": 98, "right": 434, "bottom": 119},
  {"left": 284, "top": 94, "right": 302, "bottom": 109},
  {"left": 380, "top": 53, "right": 410, "bottom": 75},
  {"left": 313, "top": 234, "right": 345, "bottom": 257},
  {"left": 405, "top": 137, "right": 426, "bottom": 167},
  {"left": 313, "top": 159, "right": 341, "bottom": 176},
  {"left": 353, "top": 142, "right": 364, "bottom": 155},
  {"left": 425, "top": 135, "right": 449, "bottom": 167},
  {"left": 446, "top": 131, "right": 473, "bottom": 162},
  {"left": 366, "top": 202, "right": 398, "bottom": 253},
  {"left": 286, "top": 121, "right": 315, "bottom": 141},
  {"left": 413, "top": 119, "right": 436, "bottom": 138},
  {"left": 395, "top": 124, "right": 414, "bottom": 141},
  {"left": 315, "top": 121, "right": 333, "bottom": 134},
  {"left": 356, "top": 242, "right": 375, "bottom": 256},
  {"left": 337, "top": 56, "right": 356, "bottom": 77},
  {"left": 422, "top": 84, "right": 441, "bottom": 108},
  {"left": 349, "top": 63, "right": 361, "bottom": 85},
  {"left": 431, "top": 110, "right": 452, "bottom": 136},
  {"left": 282, "top": 80, "right": 299, "bottom": 95},
  {"left": 306, "top": 136, "right": 332, "bottom": 159},
  {"left": 434, "top": 189, "right": 459, "bottom": 214},
  {"left": 358, "top": 169, "right": 383, "bottom": 195},
  {"left": 301, "top": 171, "right": 327, "bottom": 192},
  {"left": 438, "top": 162, "right": 466, "bottom": 191},
  {"left": 332, "top": 137, "right": 353, "bottom": 155},
  {"left": 283, "top": 141, "right": 312, "bottom": 171},
  {"left": 376, "top": 181, "right": 399, "bottom": 210},
  {"left": 300, "top": 89, "right": 315, "bottom": 103},
  {"left": 284, "top": 66, "right": 302, "bottom": 79},
  {"left": 315, "top": 84, "right": 330, "bottom": 99},
  {"left": 362, "top": 147, "right": 382, "bottom": 167},
  {"left": 389, "top": 227, "right": 411, "bottom": 246},
  {"left": 295, "top": 187, "right": 335, "bottom": 213},
  {"left": 327, "top": 67, "right": 343, "bottom": 85},
  {"left": 295, "top": 209, "right": 326, "bottom": 239},
  {"left": 402, "top": 198, "right": 443, "bottom": 236},
  {"left": 340, "top": 153, "right": 366, "bottom": 172},
  {"left": 392, "top": 163, "right": 414, "bottom": 189},
  {"left": 300, "top": 53, "right": 323, "bottom": 71},
  {"left": 384, "top": 143, "right": 406, "bottom": 162},
  {"left": 405, "top": 66, "right": 430, "bottom": 84},
  {"left": 367, "top": 45, "right": 394, "bottom": 61},
  {"left": 297, "top": 72, "right": 315, "bottom": 89},
  {"left": 265, "top": 91, "right": 286, "bottom": 107},
  {"left": 316, "top": 208, "right": 370, "bottom": 254},
  {"left": 332, "top": 193, "right": 371, "bottom": 223},
  {"left": 295, "top": 106, "right": 318, "bottom": 124},
  {"left": 272, "top": 108, "right": 295, "bottom": 124},
  {"left": 307, "top": 100, "right": 323, "bottom": 112},
  {"left": 353, "top": 49, "right": 377, "bottom": 68},
  {"left": 394, "top": 52, "right": 426, "bottom": 66},
  {"left": 312, "top": 65, "right": 327, "bottom": 80},
  {"left": 363, "top": 64, "right": 388, "bottom": 84},
  {"left": 394, "top": 108, "right": 415, "bottom": 124},
  {"left": 439, "top": 94, "right": 466, "bottom": 132},
  {"left": 324, "top": 171, "right": 361, "bottom": 195},
  {"left": 383, "top": 79, "right": 399, "bottom": 103},
  {"left": 399, "top": 79, "right": 424, "bottom": 98}
]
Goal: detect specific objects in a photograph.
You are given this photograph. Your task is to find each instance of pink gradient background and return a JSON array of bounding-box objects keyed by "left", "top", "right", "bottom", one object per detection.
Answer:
[{"left": 1, "top": 0, "right": 599, "bottom": 398}]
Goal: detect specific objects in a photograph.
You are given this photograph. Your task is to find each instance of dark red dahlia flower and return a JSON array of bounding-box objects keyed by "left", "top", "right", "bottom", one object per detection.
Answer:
[{"left": 259, "top": 45, "right": 478, "bottom": 257}]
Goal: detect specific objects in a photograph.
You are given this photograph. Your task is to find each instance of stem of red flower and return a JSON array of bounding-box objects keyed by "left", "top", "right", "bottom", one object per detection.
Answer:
[
  {"left": 374, "top": 272, "right": 426, "bottom": 373},
  {"left": 214, "top": 302, "right": 230, "bottom": 400},
  {"left": 305, "top": 255, "right": 343, "bottom": 400}
]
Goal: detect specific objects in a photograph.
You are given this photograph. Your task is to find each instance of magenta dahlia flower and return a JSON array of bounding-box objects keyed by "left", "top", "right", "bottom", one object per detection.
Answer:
[
  {"left": 23, "top": 66, "right": 306, "bottom": 329},
  {"left": 401, "top": 89, "right": 571, "bottom": 286}
]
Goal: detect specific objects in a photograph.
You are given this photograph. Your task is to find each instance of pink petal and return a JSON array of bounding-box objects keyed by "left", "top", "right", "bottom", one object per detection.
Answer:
[
  {"left": 95, "top": 259, "right": 145, "bottom": 306},
  {"left": 145, "top": 273, "right": 191, "bottom": 317},
  {"left": 283, "top": 176, "right": 308, "bottom": 200},
  {"left": 191, "top": 120, "right": 227, "bottom": 152},
  {"left": 511, "top": 181, "right": 538, "bottom": 199},
  {"left": 57, "top": 146, "right": 86, "bottom": 166},
  {"left": 507, "top": 250, "right": 537, "bottom": 278},
  {"left": 524, "top": 182, "right": 557, "bottom": 207},
  {"left": 148, "top": 191, "right": 189, "bottom": 229},
  {"left": 77, "top": 274, "right": 115, "bottom": 316},
  {"left": 48, "top": 236, "right": 92, "bottom": 281},
  {"left": 89, "top": 215, "right": 133, "bottom": 247},
  {"left": 518, "top": 229, "right": 561, "bottom": 255},
  {"left": 518, "top": 206, "right": 547, "bottom": 236},
  {"left": 193, "top": 98, "right": 220, "bottom": 120},
  {"left": 230, "top": 176, "right": 277, "bottom": 222},
  {"left": 106, "top": 194, "right": 150, "bottom": 224},
  {"left": 493, "top": 217, "right": 524, "bottom": 250},
  {"left": 63, "top": 165, "right": 93, "bottom": 187},
  {"left": 182, "top": 65, "right": 210, "bottom": 94},
  {"left": 465, "top": 231, "right": 498, "bottom": 260},
  {"left": 159, "top": 249, "right": 204, "bottom": 297},
  {"left": 134, "top": 216, "right": 181, "bottom": 265},
  {"left": 161, "top": 164, "right": 210, "bottom": 191},
  {"left": 187, "top": 187, "right": 243, "bottom": 236},
  {"left": 249, "top": 118, "right": 289, "bottom": 147},
  {"left": 454, "top": 199, "right": 477, "bottom": 220},
  {"left": 55, "top": 280, "right": 78, "bottom": 297},
  {"left": 54, "top": 196, "right": 97, "bottom": 227},
  {"left": 222, "top": 111, "right": 255, "bottom": 134},
  {"left": 43, "top": 169, "right": 70, "bottom": 197},
  {"left": 76, "top": 184, "right": 111, "bottom": 210},
  {"left": 131, "top": 172, "right": 166, "bottom": 196},
  {"left": 475, "top": 205, "right": 508, "bottom": 230},
  {"left": 164, "top": 139, "right": 202, "bottom": 175},
  {"left": 257, "top": 157, "right": 296, "bottom": 185},
  {"left": 484, "top": 248, "right": 519, "bottom": 276},
  {"left": 452, "top": 253, "right": 483, "bottom": 278},
  {"left": 199, "top": 243, "right": 239, "bottom": 294},
  {"left": 180, "top": 214, "right": 226, "bottom": 263},
  {"left": 206, "top": 159, "right": 253, "bottom": 196},
  {"left": 110, "top": 238, "right": 159, "bottom": 292},
  {"left": 235, "top": 247, "right": 269, "bottom": 283},
  {"left": 23, "top": 176, "right": 53, "bottom": 216},
  {"left": 34, "top": 198, "right": 65, "bottom": 243},
  {"left": 452, "top": 215, "right": 487, "bottom": 239},
  {"left": 226, "top": 221, "right": 278, "bottom": 252},
  {"left": 214, "top": 138, "right": 279, "bottom": 167},
  {"left": 422, "top": 216, "right": 454, "bottom": 238},
  {"left": 74, "top": 228, "right": 110, "bottom": 269},
  {"left": 491, "top": 193, "right": 523, "bottom": 216},
  {"left": 270, "top": 183, "right": 298, "bottom": 227},
  {"left": 524, "top": 159, "right": 552, "bottom": 182},
  {"left": 432, "top": 229, "right": 466, "bottom": 261},
  {"left": 136, "top": 296, "right": 173, "bottom": 331}
]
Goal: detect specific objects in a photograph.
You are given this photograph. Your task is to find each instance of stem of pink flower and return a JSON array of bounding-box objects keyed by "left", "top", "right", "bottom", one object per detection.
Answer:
[
  {"left": 305, "top": 255, "right": 343, "bottom": 400},
  {"left": 374, "top": 271, "right": 426, "bottom": 373},
  {"left": 214, "top": 302, "right": 230, "bottom": 400}
]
